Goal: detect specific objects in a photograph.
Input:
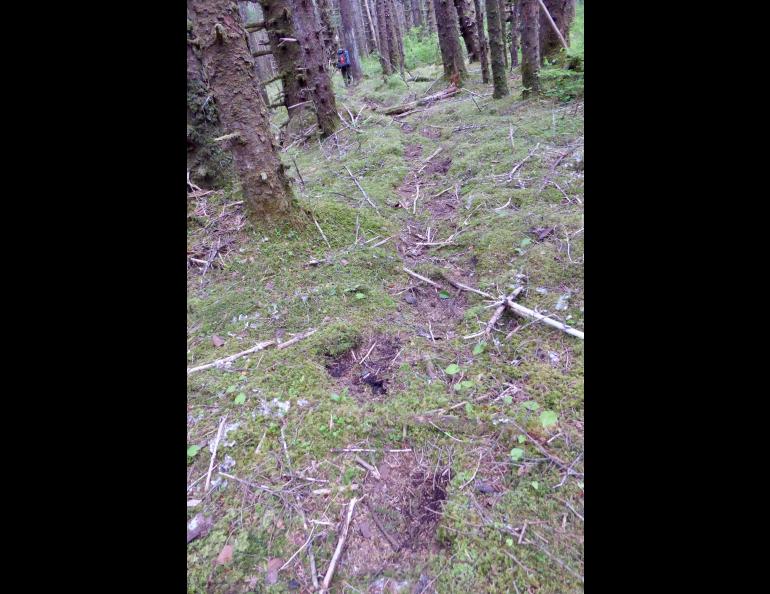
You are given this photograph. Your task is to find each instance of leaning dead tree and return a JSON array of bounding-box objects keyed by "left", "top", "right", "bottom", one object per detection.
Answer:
[
  {"left": 433, "top": 0, "right": 467, "bottom": 82},
  {"left": 189, "top": 0, "right": 295, "bottom": 219},
  {"left": 486, "top": 0, "right": 509, "bottom": 97},
  {"left": 519, "top": 0, "right": 540, "bottom": 96},
  {"left": 539, "top": 0, "right": 573, "bottom": 62}
]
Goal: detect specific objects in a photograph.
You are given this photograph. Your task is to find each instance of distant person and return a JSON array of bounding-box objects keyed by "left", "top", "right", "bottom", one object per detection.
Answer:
[{"left": 336, "top": 48, "right": 352, "bottom": 86}]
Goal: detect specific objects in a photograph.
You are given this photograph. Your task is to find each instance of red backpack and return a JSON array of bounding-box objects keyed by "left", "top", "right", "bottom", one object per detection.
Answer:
[{"left": 338, "top": 53, "right": 347, "bottom": 66}]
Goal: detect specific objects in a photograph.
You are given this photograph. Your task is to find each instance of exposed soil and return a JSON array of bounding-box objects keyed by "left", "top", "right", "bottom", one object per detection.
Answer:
[
  {"left": 325, "top": 334, "right": 402, "bottom": 401},
  {"left": 341, "top": 451, "right": 449, "bottom": 583}
]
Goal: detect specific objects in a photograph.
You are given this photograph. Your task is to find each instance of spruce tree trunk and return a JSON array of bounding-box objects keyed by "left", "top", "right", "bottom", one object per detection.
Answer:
[
  {"left": 453, "top": 0, "right": 480, "bottom": 62},
  {"left": 520, "top": 0, "right": 539, "bottom": 96},
  {"left": 292, "top": 0, "right": 340, "bottom": 136},
  {"left": 404, "top": 0, "right": 414, "bottom": 30},
  {"left": 375, "top": 0, "right": 393, "bottom": 74},
  {"left": 339, "top": 0, "right": 364, "bottom": 81},
  {"left": 189, "top": 0, "right": 294, "bottom": 220},
  {"left": 387, "top": 0, "right": 405, "bottom": 73},
  {"left": 317, "top": 0, "right": 339, "bottom": 64},
  {"left": 237, "top": 1, "right": 272, "bottom": 105},
  {"left": 353, "top": 0, "right": 370, "bottom": 54},
  {"left": 433, "top": 0, "right": 467, "bottom": 82},
  {"left": 539, "top": 0, "right": 574, "bottom": 62},
  {"left": 413, "top": 0, "right": 424, "bottom": 28},
  {"left": 499, "top": 0, "right": 508, "bottom": 68},
  {"left": 362, "top": 0, "right": 379, "bottom": 53},
  {"left": 485, "top": 0, "right": 508, "bottom": 97},
  {"left": 510, "top": 0, "right": 519, "bottom": 67},
  {"left": 473, "top": 0, "right": 490, "bottom": 83},
  {"left": 426, "top": 0, "right": 437, "bottom": 33},
  {"left": 258, "top": 0, "right": 308, "bottom": 119}
]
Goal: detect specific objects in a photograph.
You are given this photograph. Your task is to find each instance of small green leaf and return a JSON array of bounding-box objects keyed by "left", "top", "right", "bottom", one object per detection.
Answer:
[
  {"left": 522, "top": 401, "right": 540, "bottom": 411},
  {"left": 444, "top": 363, "right": 460, "bottom": 375},
  {"left": 355, "top": 292, "right": 366, "bottom": 300},
  {"left": 520, "top": 238, "right": 532, "bottom": 248},
  {"left": 330, "top": 393, "right": 341, "bottom": 402},
  {"left": 234, "top": 392, "right": 246, "bottom": 405},
  {"left": 465, "top": 402, "right": 474, "bottom": 416},
  {"left": 517, "top": 434, "right": 526, "bottom": 444},
  {"left": 226, "top": 385, "right": 236, "bottom": 394},
  {"left": 539, "top": 410, "right": 558, "bottom": 428},
  {"left": 473, "top": 342, "right": 486, "bottom": 355},
  {"left": 506, "top": 538, "right": 514, "bottom": 547},
  {"left": 187, "top": 445, "right": 201, "bottom": 458},
  {"left": 530, "top": 481, "right": 539, "bottom": 490},
  {"left": 578, "top": 481, "right": 584, "bottom": 490},
  {"left": 510, "top": 448, "right": 524, "bottom": 461},
  {"left": 503, "top": 395, "right": 513, "bottom": 405},
  {"left": 438, "top": 290, "right": 450, "bottom": 299}
]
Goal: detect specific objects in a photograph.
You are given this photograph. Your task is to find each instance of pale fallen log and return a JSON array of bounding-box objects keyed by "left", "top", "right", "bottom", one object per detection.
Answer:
[
  {"left": 403, "top": 267, "right": 443, "bottom": 289},
  {"left": 382, "top": 85, "right": 460, "bottom": 115},
  {"left": 187, "top": 328, "right": 316, "bottom": 374}
]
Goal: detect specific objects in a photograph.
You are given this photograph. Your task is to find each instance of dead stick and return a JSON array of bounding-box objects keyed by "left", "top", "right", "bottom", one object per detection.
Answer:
[
  {"left": 504, "top": 298, "right": 584, "bottom": 339},
  {"left": 403, "top": 267, "right": 443, "bottom": 289},
  {"left": 354, "top": 455, "right": 382, "bottom": 480},
  {"left": 313, "top": 215, "right": 332, "bottom": 249},
  {"left": 204, "top": 415, "right": 227, "bottom": 492},
  {"left": 447, "top": 278, "right": 495, "bottom": 300},
  {"left": 344, "top": 166, "right": 378, "bottom": 210},
  {"left": 536, "top": 0, "right": 569, "bottom": 50},
  {"left": 485, "top": 287, "right": 524, "bottom": 335},
  {"left": 187, "top": 341, "right": 275, "bottom": 374},
  {"left": 506, "top": 420, "right": 568, "bottom": 469},
  {"left": 321, "top": 496, "right": 363, "bottom": 592}
]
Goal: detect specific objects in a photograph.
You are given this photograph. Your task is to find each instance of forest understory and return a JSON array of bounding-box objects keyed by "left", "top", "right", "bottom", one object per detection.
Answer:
[{"left": 187, "top": 13, "right": 583, "bottom": 593}]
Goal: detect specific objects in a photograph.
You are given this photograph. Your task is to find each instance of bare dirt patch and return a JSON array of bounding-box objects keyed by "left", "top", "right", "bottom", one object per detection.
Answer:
[
  {"left": 420, "top": 127, "right": 442, "bottom": 140},
  {"left": 325, "top": 334, "right": 402, "bottom": 400},
  {"left": 340, "top": 451, "right": 449, "bottom": 583}
]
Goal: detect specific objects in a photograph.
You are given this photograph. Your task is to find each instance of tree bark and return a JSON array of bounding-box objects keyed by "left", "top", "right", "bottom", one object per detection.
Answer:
[
  {"left": 510, "top": 0, "right": 519, "bottom": 67},
  {"left": 453, "top": 0, "right": 480, "bottom": 62},
  {"left": 352, "top": 0, "right": 370, "bottom": 53},
  {"left": 189, "top": 0, "right": 294, "bottom": 219},
  {"left": 375, "top": 0, "right": 393, "bottom": 74},
  {"left": 403, "top": 0, "right": 414, "bottom": 30},
  {"left": 425, "top": 0, "right": 437, "bottom": 33},
  {"left": 317, "top": 0, "right": 339, "bottom": 64},
  {"left": 387, "top": 0, "right": 405, "bottom": 73},
  {"left": 258, "top": 0, "right": 309, "bottom": 122},
  {"left": 362, "top": 0, "right": 379, "bottom": 53},
  {"left": 292, "top": 0, "right": 340, "bottom": 136},
  {"left": 499, "top": 0, "right": 508, "bottom": 68},
  {"left": 485, "top": 0, "right": 508, "bottom": 97},
  {"left": 237, "top": 1, "right": 273, "bottom": 105},
  {"left": 412, "top": 0, "right": 424, "bottom": 28},
  {"left": 473, "top": 0, "right": 490, "bottom": 83},
  {"left": 519, "top": 0, "right": 539, "bottom": 96},
  {"left": 538, "top": 0, "right": 574, "bottom": 62},
  {"left": 433, "top": 0, "right": 467, "bottom": 82},
  {"left": 339, "top": 0, "right": 364, "bottom": 81}
]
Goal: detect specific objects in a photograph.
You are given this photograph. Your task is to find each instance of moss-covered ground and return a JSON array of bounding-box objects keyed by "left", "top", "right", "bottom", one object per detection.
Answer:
[{"left": 188, "top": 13, "right": 583, "bottom": 594}]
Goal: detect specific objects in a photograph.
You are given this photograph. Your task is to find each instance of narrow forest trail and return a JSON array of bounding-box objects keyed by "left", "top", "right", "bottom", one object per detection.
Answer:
[{"left": 187, "top": 57, "right": 584, "bottom": 593}]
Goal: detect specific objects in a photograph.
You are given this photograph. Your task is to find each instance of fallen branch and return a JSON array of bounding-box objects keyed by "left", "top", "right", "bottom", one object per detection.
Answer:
[
  {"left": 187, "top": 329, "right": 316, "bottom": 374},
  {"left": 321, "top": 497, "right": 363, "bottom": 592},
  {"left": 204, "top": 415, "right": 227, "bottom": 492},
  {"left": 344, "top": 166, "right": 379, "bottom": 210},
  {"left": 403, "top": 267, "right": 443, "bottom": 289},
  {"left": 504, "top": 297, "right": 584, "bottom": 339},
  {"left": 354, "top": 455, "right": 382, "bottom": 480},
  {"left": 381, "top": 85, "right": 459, "bottom": 116},
  {"left": 485, "top": 287, "right": 523, "bottom": 335}
]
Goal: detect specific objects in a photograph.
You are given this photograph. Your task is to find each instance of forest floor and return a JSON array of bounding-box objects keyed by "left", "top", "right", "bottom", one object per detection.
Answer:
[{"left": 187, "top": 50, "right": 583, "bottom": 594}]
